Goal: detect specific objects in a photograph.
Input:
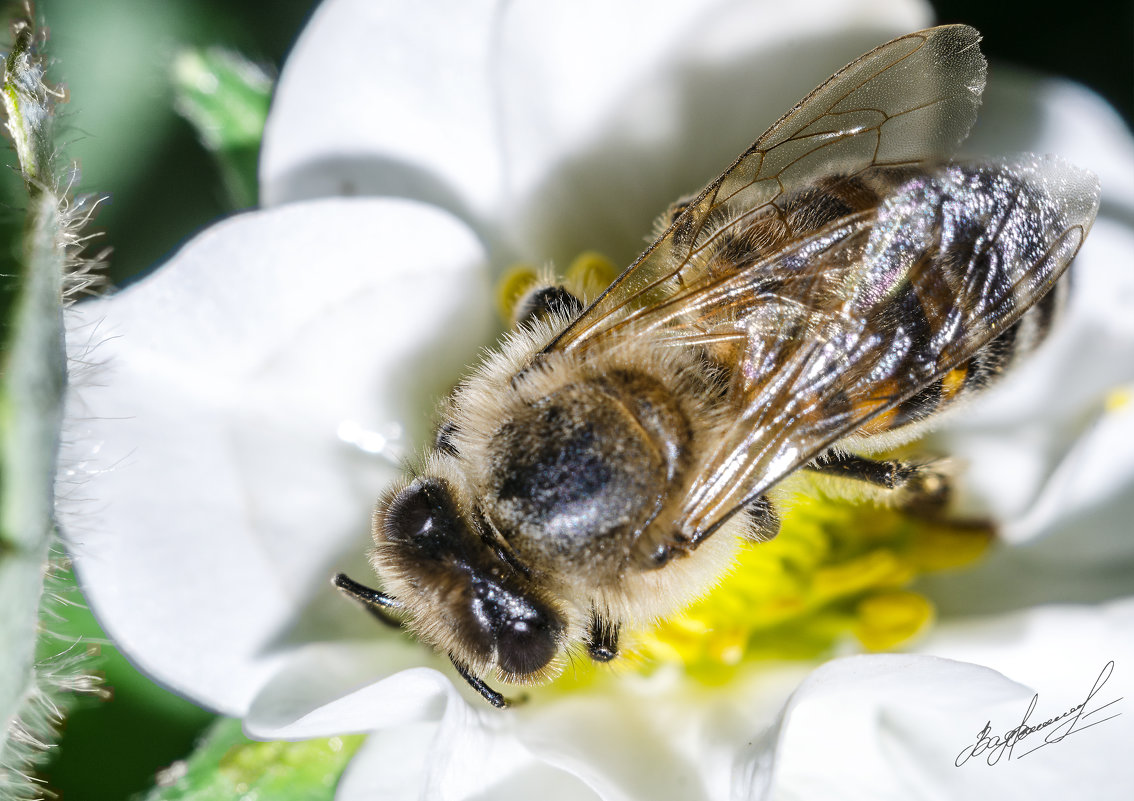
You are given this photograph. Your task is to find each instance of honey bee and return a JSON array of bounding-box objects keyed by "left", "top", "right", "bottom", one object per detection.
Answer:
[{"left": 334, "top": 25, "right": 1100, "bottom": 707}]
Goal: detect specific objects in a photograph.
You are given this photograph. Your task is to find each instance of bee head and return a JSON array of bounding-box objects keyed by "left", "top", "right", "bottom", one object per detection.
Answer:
[{"left": 371, "top": 476, "right": 567, "bottom": 681}]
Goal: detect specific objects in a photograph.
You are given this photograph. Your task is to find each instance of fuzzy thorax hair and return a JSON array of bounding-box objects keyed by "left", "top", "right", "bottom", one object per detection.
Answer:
[{"left": 368, "top": 311, "right": 749, "bottom": 684}]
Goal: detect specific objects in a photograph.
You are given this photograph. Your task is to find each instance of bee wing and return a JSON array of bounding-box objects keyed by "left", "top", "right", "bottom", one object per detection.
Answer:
[
  {"left": 548, "top": 25, "right": 987, "bottom": 353},
  {"left": 668, "top": 156, "right": 1100, "bottom": 541}
]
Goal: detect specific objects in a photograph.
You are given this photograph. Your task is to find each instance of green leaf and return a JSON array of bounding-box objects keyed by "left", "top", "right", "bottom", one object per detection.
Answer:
[
  {"left": 171, "top": 47, "right": 272, "bottom": 209},
  {"left": 141, "top": 718, "right": 364, "bottom": 801}
]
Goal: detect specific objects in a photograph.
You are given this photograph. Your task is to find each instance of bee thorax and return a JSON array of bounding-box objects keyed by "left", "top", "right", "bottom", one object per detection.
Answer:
[{"left": 484, "top": 371, "right": 692, "bottom": 581}]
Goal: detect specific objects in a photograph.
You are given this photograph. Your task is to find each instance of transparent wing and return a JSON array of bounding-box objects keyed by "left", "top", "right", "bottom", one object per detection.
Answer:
[
  {"left": 671, "top": 156, "right": 1100, "bottom": 540},
  {"left": 547, "top": 25, "right": 987, "bottom": 353}
]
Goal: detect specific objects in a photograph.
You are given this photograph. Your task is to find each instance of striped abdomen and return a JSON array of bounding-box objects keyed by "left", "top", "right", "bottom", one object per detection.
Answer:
[{"left": 855, "top": 275, "right": 1067, "bottom": 439}]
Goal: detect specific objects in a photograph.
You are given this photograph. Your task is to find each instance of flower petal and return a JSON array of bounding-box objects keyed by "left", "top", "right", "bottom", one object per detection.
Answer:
[
  {"left": 918, "top": 400, "right": 1134, "bottom": 616},
  {"left": 61, "top": 198, "right": 493, "bottom": 714},
  {"left": 511, "top": 667, "right": 810, "bottom": 801},
  {"left": 922, "top": 597, "right": 1134, "bottom": 687},
  {"left": 488, "top": 0, "right": 930, "bottom": 265},
  {"left": 262, "top": 0, "right": 930, "bottom": 264},
  {"left": 247, "top": 639, "right": 810, "bottom": 801},
  {"left": 334, "top": 722, "right": 439, "bottom": 801},
  {"left": 335, "top": 705, "right": 600, "bottom": 801},
  {"left": 245, "top": 645, "right": 453, "bottom": 737},
  {"left": 246, "top": 645, "right": 602, "bottom": 801},
  {"left": 965, "top": 70, "right": 1134, "bottom": 213},
  {"left": 756, "top": 597, "right": 1134, "bottom": 800},
  {"left": 261, "top": 0, "right": 503, "bottom": 219}
]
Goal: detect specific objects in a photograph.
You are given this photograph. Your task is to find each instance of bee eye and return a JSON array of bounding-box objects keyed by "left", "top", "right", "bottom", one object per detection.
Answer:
[{"left": 383, "top": 478, "right": 458, "bottom": 546}]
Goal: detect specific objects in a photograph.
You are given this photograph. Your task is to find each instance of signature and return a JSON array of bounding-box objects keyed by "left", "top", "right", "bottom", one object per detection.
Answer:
[{"left": 955, "top": 661, "right": 1123, "bottom": 766}]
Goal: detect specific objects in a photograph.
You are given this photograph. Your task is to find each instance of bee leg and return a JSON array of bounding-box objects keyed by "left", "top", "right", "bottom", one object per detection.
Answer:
[
  {"left": 744, "top": 495, "right": 781, "bottom": 542},
  {"left": 807, "top": 451, "right": 908, "bottom": 487},
  {"left": 449, "top": 656, "right": 511, "bottom": 709},
  {"left": 586, "top": 609, "right": 620, "bottom": 662},
  {"left": 641, "top": 493, "right": 783, "bottom": 568},
  {"left": 332, "top": 573, "right": 403, "bottom": 628},
  {"left": 804, "top": 452, "right": 952, "bottom": 514}
]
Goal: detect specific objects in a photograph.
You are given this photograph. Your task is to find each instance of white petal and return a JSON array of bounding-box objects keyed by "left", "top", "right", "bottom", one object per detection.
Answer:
[
  {"left": 759, "top": 630, "right": 1134, "bottom": 800},
  {"left": 250, "top": 639, "right": 808, "bottom": 801},
  {"left": 513, "top": 667, "right": 809, "bottom": 801},
  {"left": 261, "top": 0, "right": 503, "bottom": 217},
  {"left": 413, "top": 700, "right": 601, "bottom": 801},
  {"left": 245, "top": 645, "right": 454, "bottom": 737},
  {"left": 262, "top": 0, "right": 930, "bottom": 263},
  {"left": 339, "top": 725, "right": 598, "bottom": 801},
  {"left": 246, "top": 647, "right": 600, "bottom": 801},
  {"left": 966, "top": 70, "right": 1134, "bottom": 212},
  {"left": 493, "top": 0, "right": 930, "bottom": 265},
  {"left": 61, "top": 198, "right": 493, "bottom": 714},
  {"left": 335, "top": 723, "right": 438, "bottom": 801},
  {"left": 922, "top": 597, "right": 1134, "bottom": 690}
]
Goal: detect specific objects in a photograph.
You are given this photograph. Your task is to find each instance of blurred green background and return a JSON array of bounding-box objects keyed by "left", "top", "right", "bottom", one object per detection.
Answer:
[{"left": 13, "top": 0, "right": 1130, "bottom": 798}]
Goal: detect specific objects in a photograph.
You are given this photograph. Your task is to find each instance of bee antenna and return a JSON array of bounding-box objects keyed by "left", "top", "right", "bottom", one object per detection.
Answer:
[
  {"left": 449, "top": 656, "right": 511, "bottom": 709},
  {"left": 332, "top": 572, "right": 403, "bottom": 628}
]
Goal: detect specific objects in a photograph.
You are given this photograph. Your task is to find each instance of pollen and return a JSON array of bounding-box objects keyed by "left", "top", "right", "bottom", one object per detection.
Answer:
[{"left": 634, "top": 492, "right": 991, "bottom": 683}]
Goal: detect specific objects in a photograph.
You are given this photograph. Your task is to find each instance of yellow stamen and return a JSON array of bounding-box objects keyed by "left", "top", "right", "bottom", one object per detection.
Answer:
[
  {"left": 1105, "top": 385, "right": 1132, "bottom": 413},
  {"left": 633, "top": 491, "right": 992, "bottom": 683},
  {"left": 564, "top": 251, "right": 620, "bottom": 300},
  {"left": 853, "top": 591, "right": 935, "bottom": 651},
  {"left": 496, "top": 252, "right": 620, "bottom": 327},
  {"left": 495, "top": 263, "right": 540, "bottom": 323}
]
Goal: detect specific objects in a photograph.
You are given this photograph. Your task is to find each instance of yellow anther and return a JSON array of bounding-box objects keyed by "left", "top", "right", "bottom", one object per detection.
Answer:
[
  {"left": 907, "top": 521, "right": 993, "bottom": 570},
  {"left": 1105, "top": 385, "right": 1133, "bottom": 413},
  {"left": 495, "top": 263, "right": 540, "bottom": 324},
  {"left": 628, "top": 492, "right": 993, "bottom": 682},
  {"left": 565, "top": 251, "right": 620, "bottom": 300},
  {"left": 853, "top": 591, "right": 934, "bottom": 651},
  {"left": 812, "top": 550, "right": 913, "bottom": 600}
]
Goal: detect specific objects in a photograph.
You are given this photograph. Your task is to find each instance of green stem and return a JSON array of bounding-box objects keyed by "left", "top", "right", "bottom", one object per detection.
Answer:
[{"left": 1, "top": 13, "right": 101, "bottom": 799}]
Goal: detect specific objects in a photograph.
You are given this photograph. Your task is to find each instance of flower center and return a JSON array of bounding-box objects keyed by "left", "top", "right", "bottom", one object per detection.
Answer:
[{"left": 635, "top": 491, "right": 991, "bottom": 683}]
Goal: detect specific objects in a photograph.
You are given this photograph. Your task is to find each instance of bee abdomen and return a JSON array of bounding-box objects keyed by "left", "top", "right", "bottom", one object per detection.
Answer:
[
  {"left": 860, "top": 275, "right": 1067, "bottom": 437},
  {"left": 699, "top": 169, "right": 907, "bottom": 274},
  {"left": 852, "top": 162, "right": 1074, "bottom": 440}
]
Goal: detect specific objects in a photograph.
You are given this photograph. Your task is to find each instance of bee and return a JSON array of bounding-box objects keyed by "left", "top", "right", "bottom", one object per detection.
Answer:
[{"left": 333, "top": 25, "right": 1100, "bottom": 707}]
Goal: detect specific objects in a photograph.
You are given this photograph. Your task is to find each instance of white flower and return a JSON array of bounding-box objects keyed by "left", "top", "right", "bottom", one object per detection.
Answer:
[{"left": 60, "top": 1, "right": 1134, "bottom": 798}]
